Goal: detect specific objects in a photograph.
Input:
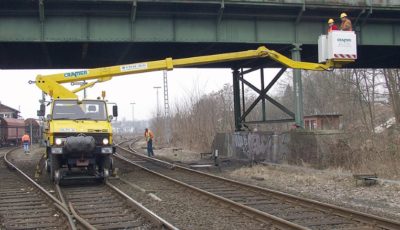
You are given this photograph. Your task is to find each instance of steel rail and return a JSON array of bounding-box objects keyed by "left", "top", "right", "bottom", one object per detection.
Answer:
[
  {"left": 58, "top": 178, "right": 178, "bottom": 229},
  {"left": 56, "top": 184, "right": 94, "bottom": 230},
  {"left": 68, "top": 202, "right": 97, "bottom": 230},
  {"left": 106, "top": 181, "right": 179, "bottom": 230}
]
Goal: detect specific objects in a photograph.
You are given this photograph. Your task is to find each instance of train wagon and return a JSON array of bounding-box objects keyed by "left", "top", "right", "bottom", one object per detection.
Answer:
[
  {"left": 0, "top": 118, "right": 25, "bottom": 147},
  {"left": 25, "top": 118, "right": 42, "bottom": 144}
]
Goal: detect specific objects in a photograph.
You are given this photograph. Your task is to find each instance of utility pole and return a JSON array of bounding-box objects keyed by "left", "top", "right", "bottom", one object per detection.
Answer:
[
  {"left": 130, "top": 102, "right": 135, "bottom": 133},
  {"left": 83, "top": 81, "right": 87, "bottom": 99},
  {"left": 153, "top": 86, "right": 161, "bottom": 117},
  {"left": 71, "top": 80, "right": 88, "bottom": 98}
]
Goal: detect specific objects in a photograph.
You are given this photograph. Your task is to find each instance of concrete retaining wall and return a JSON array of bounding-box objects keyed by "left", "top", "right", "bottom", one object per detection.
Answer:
[{"left": 212, "top": 130, "right": 345, "bottom": 168}]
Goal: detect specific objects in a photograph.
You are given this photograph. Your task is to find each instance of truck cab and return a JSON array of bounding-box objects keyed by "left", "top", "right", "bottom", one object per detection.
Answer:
[{"left": 44, "top": 99, "right": 116, "bottom": 183}]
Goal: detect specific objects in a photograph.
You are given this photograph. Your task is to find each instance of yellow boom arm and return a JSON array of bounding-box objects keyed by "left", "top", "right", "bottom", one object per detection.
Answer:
[{"left": 35, "top": 46, "right": 343, "bottom": 99}]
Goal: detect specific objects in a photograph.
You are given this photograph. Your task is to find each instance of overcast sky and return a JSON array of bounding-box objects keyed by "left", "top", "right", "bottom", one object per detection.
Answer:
[{"left": 0, "top": 68, "right": 283, "bottom": 121}]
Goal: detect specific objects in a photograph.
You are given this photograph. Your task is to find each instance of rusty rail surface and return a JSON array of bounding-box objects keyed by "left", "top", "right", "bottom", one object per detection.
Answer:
[{"left": 116, "top": 143, "right": 400, "bottom": 230}]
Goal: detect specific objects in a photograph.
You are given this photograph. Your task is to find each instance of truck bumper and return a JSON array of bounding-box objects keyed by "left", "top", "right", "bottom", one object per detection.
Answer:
[{"left": 49, "top": 146, "right": 115, "bottom": 155}]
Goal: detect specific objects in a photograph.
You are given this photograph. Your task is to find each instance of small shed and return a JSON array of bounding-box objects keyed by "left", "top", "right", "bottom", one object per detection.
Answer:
[
  {"left": 0, "top": 103, "right": 20, "bottom": 118},
  {"left": 304, "top": 114, "right": 342, "bottom": 130}
]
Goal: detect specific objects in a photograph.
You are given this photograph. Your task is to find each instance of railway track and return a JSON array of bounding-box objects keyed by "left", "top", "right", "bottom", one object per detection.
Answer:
[
  {"left": 115, "top": 141, "right": 400, "bottom": 230},
  {"left": 112, "top": 156, "right": 303, "bottom": 229},
  {"left": 3, "top": 147, "right": 177, "bottom": 230},
  {"left": 1, "top": 148, "right": 74, "bottom": 229},
  {"left": 57, "top": 182, "right": 176, "bottom": 230}
]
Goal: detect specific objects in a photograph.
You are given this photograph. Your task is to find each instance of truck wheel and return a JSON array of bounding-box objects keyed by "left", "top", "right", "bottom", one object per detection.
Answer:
[
  {"left": 45, "top": 159, "right": 51, "bottom": 173},
  {"left": 88, "top": 164, "right": 96, "bottom": 175},
  {"left": 99, "top": 156, "right": 112, "bottom": 183},
  {"left": 104, "top": 156, "right": 113, "bottom": 171},
  {"left": 50, "top": 154, "right": 60, "bottom": 183}
]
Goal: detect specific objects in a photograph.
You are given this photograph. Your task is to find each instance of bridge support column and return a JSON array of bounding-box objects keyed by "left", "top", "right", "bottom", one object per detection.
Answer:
[
  {"left": 232, "top": 69, "right": 242, "bottom": 131},
  {"left": 291, "top": 44, "right": 304, "bottom": 128}
]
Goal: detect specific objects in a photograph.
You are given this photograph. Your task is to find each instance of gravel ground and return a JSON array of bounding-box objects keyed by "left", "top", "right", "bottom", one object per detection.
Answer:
[
  {"left": 136, "top": 139, "right": 203, "bottom": 163},
  {"left": 7, "top": 145, "right": 44, "bottom": 177},
  {"left": 152, "top": 145, "right": 400, "bottom": 222},
  {"left": 113, "top": 159, "right": 268, "bottom": 230},
  {"left": 8, "top": 146, "right": 62, "bottom": 199},
  {"left": 225, "top": 164, "right": 400, "bottom": 221}
]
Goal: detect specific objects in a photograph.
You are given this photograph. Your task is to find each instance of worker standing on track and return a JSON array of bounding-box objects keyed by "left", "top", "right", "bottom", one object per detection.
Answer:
[
  {"left": 340, "top": 13, "right": 353, "bottom": 31},
  {"left": 327, "top": 18, "right": 338, "bottom": 33},
  {"left": 144, "top": 128, "right": 154, "bottom": 157},
  {"left": 21, "top": 133, "right": 31, "bottom": 154}
]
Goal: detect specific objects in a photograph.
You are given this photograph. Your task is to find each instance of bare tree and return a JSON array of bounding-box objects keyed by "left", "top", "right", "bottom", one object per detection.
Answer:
[{"left": 383, "top": 69, "right": 400, "bottom": 124}]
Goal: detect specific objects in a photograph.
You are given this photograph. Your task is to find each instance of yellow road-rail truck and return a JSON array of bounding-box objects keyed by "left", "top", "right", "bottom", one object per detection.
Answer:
[
  {"left": 34, "top": 32, "right": 357, "bottom": 183},
  {"left": 40, "top": 98, "right": 117, "bottom": 183}
]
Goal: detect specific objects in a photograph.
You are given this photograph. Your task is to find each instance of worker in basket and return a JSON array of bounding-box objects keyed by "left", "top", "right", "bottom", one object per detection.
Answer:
[
  {"left": 327, "top": 18, "right": 338, "bottom": 33},
  {"left": 144, "top": 128, "right": 155, "bottom": 157},
  {"left": 340, "top": 13, "right": 353, "bottom": 31}
]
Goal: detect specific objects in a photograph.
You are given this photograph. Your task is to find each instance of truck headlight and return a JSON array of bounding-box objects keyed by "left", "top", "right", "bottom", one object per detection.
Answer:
[
  {"left": 55, "top": 138, "right": 62, "bottom": 145},
  {"left": 102, "top": 138, "right": 109, "bottom": 145}
]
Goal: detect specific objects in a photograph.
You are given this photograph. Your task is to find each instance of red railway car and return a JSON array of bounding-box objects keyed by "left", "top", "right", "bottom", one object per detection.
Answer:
[{"left": 0, "top": 118, "right": 25, "bottom": 146}]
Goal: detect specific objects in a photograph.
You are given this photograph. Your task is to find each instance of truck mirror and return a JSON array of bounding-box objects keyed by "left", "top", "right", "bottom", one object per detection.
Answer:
[
  {"left": 112, "top": 105, "right": 118, "bottom": 117},
  {"left": 37, "top": 104, "right": 46, "bottom": 117}
]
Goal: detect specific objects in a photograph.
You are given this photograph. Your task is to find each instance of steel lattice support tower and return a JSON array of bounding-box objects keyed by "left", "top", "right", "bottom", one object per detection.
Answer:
[
  {"left": 163, "top": 70, "right": 170, "bottom": 117},
  {"left": 163, "top": 70, "right": 171, "bottom": 143}
]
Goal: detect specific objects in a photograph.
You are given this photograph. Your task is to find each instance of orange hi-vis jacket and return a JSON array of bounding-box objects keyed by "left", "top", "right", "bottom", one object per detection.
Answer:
[
  {"left": 144, "top": 130, "right": 154, "bottom": 141},
  {"left": 22, "top": 134, "right": 30, "bottom": 143}
]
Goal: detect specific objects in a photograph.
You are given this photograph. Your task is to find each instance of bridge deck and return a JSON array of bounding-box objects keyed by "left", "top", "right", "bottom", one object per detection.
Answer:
[{"left": 0, "top": 0, "right": 399, "bottom": 68}]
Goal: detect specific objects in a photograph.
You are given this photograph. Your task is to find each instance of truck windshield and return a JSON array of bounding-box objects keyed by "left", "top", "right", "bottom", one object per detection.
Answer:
[{"left": 52, "top": 100, "right": 107, "bottom": 120}]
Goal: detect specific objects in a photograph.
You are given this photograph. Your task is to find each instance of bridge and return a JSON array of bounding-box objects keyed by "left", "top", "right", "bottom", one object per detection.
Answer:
[
  {"left": 0, "top": 0, "right": 399, "bottom": 69},
  {"left": 1, "top": 0, "right": 399, "bottom": 129}
]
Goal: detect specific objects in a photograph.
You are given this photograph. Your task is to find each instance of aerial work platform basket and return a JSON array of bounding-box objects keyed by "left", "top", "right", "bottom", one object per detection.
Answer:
[{"left": 318, "top": 31, "right": 357, "bottom": 63}]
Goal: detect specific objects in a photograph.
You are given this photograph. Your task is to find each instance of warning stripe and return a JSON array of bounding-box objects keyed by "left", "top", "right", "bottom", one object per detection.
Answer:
[{"left": 334, "top": 54, "right": 357, "bottom": 59}]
